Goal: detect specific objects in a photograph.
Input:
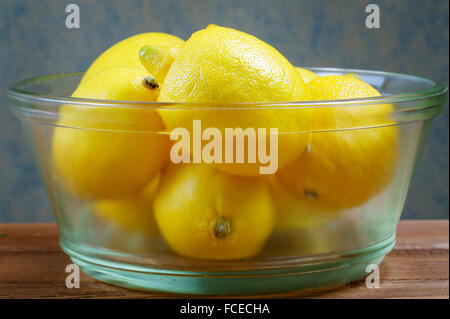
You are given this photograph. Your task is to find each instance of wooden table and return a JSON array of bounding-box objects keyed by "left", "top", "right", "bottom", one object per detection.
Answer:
[{"left": 0, "top": 220, "right": 448, "bottom": 299}]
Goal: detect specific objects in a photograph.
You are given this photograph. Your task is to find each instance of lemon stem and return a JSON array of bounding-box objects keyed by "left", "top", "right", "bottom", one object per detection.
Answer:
[
  {"left": 144, "top": 75, "right": 159, "bottom": 89},
  {"left": 214, "top": 216, "right": 231, "bottom": 238},
  {"left": 304, "top": 190, "right": 318, "bottom": 200}
]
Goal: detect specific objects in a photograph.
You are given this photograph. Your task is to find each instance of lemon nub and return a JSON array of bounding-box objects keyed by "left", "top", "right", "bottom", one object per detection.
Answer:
[
  {"left": 214, "top": 216, "right": 232, "bottom": 238},
  {"left": 144, "top": 75, "right": 159, "bottom": 89},
  {"left": 304, "top": 190, "right": 319, "bottom": 200}
]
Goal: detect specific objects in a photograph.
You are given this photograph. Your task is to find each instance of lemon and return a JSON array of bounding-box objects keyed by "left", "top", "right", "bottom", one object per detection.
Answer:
[
  {"left": 265, "top": 227, "right": 334, "bottom": 256},
  {"left": 277, "top": 75, "right": 398, "bottom": 210},
  {"left": 153, "top": 164, "right": 275, "bottom": 260},
  {"left": 157, "top": 25, "right": 311, "bottom": 177},
  {"left": 296, "top": 67, "right": 319, "bottom": 83},
  {"left": 139, "top": 45, "right": 180, "bottom": 84},
  {"left": 52, "top": 67, "right": 169, "bottom": 199},
  {"left": 93, "top": 175, "right": 160, "bottom": 234},
  {"left": 81, "top": 33, "right": 184, "bottom": 84},
  {"left": 267, "top": 176, "right": 330, "bottom": 231}
]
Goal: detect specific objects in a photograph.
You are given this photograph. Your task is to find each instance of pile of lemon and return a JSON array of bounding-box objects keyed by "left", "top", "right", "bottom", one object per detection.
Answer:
[{"left": 52, "top": 25, "right": 398, "bottom": 260}]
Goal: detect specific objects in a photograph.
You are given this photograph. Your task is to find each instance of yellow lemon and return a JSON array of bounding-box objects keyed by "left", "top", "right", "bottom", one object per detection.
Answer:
[
  {"left": 81, "top": 33, "right": 184, "bottom": 84},
  {"left": 157, "top": 25, "right": 311, "bottom": 177},
  {"left": 153, "top": 164, "right": 275, "bottom": 260},
  {"left": 264, "top": 227, "right": 335, "bottom": 256},
  {"left": 277, "top": 74, "right": 398, "bottom": 210},
  {"left": 93, "top": 175, "right": 160, "bottom": 235},
  {"left": 139, "top": 45, "right": 180, "bottom": 84},
  {"left": 296, "top": 67, "right": 319, "bottom": 83},
  {"left": 267, "top": 176, "right": 330, "bottom": 232},
  {"left": 52, "top": 67, "right": 169, "bottom": 199}
]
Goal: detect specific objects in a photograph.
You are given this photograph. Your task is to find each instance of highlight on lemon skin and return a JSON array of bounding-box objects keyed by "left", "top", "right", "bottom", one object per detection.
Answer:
[
  {"left": 80, "top": 32, "right": 184, "bottom": 84},
  {"left": 52, "top": 67, "right": 170, "bottom": 199},
  {"left": 296, "top": 67, "right": 319, "bottom": 83},
  {"left": 277, "top": 74, "right": 398, "bottom": 210},
  {"left": 157, "top": 24, "right": 312, "bottom": 177},
  {"left": 153, "top": 164, "right": 276, "bottom": 260}
]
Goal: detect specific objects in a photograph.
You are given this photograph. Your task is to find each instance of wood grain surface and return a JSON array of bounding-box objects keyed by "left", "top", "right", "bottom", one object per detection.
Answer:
[{"left": 0, "top": 220, "right": 448, "bottom": 299}]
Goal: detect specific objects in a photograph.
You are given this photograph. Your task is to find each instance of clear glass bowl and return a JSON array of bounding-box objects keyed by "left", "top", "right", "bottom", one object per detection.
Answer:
[{"left": 7, "top": 68, "right": 447, "bottom": 295}]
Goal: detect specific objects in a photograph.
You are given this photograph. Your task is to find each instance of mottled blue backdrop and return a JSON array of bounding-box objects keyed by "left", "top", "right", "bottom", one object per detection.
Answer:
[{"left": 0, "top": 0, "right": 448, "bottom": 222}]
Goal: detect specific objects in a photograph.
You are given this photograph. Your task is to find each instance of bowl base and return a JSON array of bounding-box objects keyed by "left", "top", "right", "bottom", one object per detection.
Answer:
[{"left": 61, "top": 235, "right": 395, "bottom": 295}]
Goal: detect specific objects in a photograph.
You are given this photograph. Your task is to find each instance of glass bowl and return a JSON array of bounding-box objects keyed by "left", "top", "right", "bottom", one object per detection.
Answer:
[{"left": 7, "top": 68, "right": 447, "bottom": 295}]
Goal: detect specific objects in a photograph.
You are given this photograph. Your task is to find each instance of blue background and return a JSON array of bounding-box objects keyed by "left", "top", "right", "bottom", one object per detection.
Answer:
[{"left": 0, "top": 0, "right": 448, "bottom": 222}]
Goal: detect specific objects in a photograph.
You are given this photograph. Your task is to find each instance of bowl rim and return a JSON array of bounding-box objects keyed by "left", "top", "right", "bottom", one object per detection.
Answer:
[{"left": 7, "top": 67, "right": 448, "bottom": 111}]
